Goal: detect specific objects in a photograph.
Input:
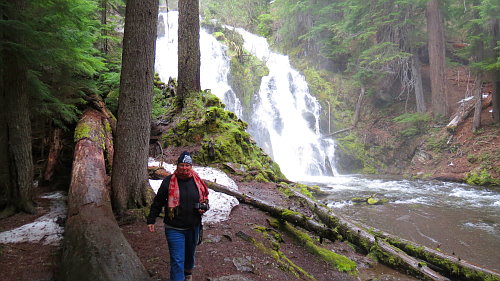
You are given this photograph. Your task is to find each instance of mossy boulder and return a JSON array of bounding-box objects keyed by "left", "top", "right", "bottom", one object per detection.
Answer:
[{"left": 158, "top": 90, "right": 285, "bottom": 182}]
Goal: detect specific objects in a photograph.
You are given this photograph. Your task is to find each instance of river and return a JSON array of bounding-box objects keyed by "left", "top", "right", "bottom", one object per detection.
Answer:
[{"left": 300, "top": 175, "right": 500, "bottom": 272}]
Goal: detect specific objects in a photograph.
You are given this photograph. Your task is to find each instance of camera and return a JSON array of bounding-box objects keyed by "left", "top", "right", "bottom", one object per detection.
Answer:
[{"left": 194, "top": 202, "right": 210, "bottom": 211}]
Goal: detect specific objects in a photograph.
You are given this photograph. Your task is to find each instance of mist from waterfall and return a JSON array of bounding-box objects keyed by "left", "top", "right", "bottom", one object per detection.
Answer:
[{"left": 155, "top": 11, "right": 336, "bottom": 180}]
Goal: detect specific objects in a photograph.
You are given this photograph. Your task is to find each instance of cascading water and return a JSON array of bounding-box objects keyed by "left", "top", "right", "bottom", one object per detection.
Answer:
[
  {"left": 233, "top": 28, "right": 336, "bottom": 179},
  {"left": 155, "top": 11, "right": 500, "bottom": 272},
  {"left": 155, "top": 11, "right": 336, "bottom": 180},
  {"left": 156, "top": 11, "right": 242, "bottom": 116}
]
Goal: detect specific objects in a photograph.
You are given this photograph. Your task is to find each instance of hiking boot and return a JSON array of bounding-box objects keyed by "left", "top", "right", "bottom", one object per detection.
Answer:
[{"left": 184, "top": 275, "right": 193, "bottom": 281}]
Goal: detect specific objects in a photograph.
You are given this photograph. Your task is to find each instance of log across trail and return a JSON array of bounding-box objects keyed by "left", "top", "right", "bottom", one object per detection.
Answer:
[
  {"left": 60, "top": 108, "right": 150, "bottom": 281},
  {"left": 206, "top": 181, "right": 500, "bottom": 281}
]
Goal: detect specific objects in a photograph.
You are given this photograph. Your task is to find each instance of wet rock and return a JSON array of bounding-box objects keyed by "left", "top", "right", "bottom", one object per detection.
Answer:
[
  {"left": 411, "top": 148, "right": 432, "bottom": 164},
  {"left": 232, "top": 256, "right": 255, "bottom": 273}
]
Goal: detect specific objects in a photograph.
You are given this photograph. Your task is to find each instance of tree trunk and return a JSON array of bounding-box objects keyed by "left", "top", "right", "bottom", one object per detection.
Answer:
[
  {"left": 0, "top": 0, "right": 35, "bottom": 217},
  {"left": 352, "top": 86, "right": 364, "bottom": 127},
  {"left": 100, "top": 0, "right": 108, "bottom": 55},
  {"left": 43, "top": 127, "right": 63, "bottom": 182},
  {"left": 177, "top": 0, "right": 201, "bottom": 100},
  {"left": 61, "top": 108, "right": 150, "bottom": 281},
  {"left": 426, "top": 0, "right": 448, "bottom": 118},
  {"left": 472, "top": 79, "right": 482, "bottom": 132},
  {"left": 412, "top": 54, "right": 427, "bottom": 113},
  {"left": 494, "top": 78, "right": 500, "bottom": 123},
  {"left": 491, "top": 19, "right": 500, "bottom": 123},
  {"left": 112, "top": 0, "right": 159, "bottom": 214}
]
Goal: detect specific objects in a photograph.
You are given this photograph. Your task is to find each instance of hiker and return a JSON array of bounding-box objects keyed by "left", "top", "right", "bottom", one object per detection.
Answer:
[{"left": 147, "top": 151, "right": 209, "bottom": 281}]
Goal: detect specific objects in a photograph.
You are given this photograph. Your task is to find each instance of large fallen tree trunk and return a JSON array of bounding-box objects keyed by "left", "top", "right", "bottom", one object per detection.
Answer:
[
  {"left": 205, "top": 181, "right": 339, "bottom": 243},
  {"left": 288, "top": 187, "right": 500, "bottom": 281},
  {"left": 61, "top": 108, "right": 150, "bottom": 281},
  {"left": 205, "top": 181, "right": 449, "bottom": 281}
]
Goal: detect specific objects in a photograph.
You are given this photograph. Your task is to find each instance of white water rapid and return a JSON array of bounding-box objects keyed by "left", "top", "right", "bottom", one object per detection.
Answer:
[{"left": 155, "top": 11, "right": 336, "bottom": 181}]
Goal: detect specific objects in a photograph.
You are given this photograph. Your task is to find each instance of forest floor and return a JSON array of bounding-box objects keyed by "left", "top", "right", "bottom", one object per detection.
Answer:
[{"left": 0, "top": 175, "right": 420, "bottom": 281}]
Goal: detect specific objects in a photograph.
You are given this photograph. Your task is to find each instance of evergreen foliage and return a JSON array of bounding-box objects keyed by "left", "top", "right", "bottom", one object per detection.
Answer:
[{"left": 1, "top": 0, "right": 106, "bottom": 128}]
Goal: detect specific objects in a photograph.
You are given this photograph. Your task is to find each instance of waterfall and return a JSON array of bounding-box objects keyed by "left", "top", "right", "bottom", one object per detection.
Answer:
[
  {"left": 155, "top": 11, "right": 336, "bottom": 181},
  {"left": 156, "top": 11, "right": 242, "bottom": 116}
]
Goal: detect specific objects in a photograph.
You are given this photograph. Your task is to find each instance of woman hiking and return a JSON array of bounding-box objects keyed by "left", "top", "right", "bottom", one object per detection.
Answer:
[{"left": 147, "top": 151, "right": 209, "bottom": 281}]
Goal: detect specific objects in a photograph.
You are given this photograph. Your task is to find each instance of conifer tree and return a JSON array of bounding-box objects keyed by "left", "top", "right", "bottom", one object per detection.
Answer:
[
  {"left": 0, "top": 0, "right": 35, "bottom": 218},
  {"left": 177, "top": 0, "right": 201, "bottom": 101},
  {"left": 111, "top": 0, "right": 159, "bottom": 213}
]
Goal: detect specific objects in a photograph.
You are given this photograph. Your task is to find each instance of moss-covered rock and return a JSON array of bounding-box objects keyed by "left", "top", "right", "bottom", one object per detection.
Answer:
[{"left": 158, "top": 90, "right": 285, "bottom": 182}]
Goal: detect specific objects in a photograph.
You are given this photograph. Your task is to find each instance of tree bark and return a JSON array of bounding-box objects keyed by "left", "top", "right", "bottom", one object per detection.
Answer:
[
  {"left": 177, "top": 0, "right": 201, "bottom": 100},
  {"left": 352, "top": 86, "right": 364, "bottom": 127},
  {"left": 61, "top": 108, "right": 150, "bottom": 281},
  {"left": 412, "top": 54, "right": 427, "bottom": 113},
  {"left": 0, "top": 0, "right": 35, "bottom": 217},
  {"left": 99, "top": 0, "right": 108, "bottom": 55},
  {"left": 472, "top": 80, "right": 482, "bottom": 132},
  {"left": 43, "top": 127, "right": 63, "bottom": 182},
  {"left": 426, "top": 0, "right": 448, "bottom": 118},
  {"left": 112, "top": 0, "right": 159, "bottom": 214},
  {"left": 491, "top": 19, "right": 500, "bottom": 123}
]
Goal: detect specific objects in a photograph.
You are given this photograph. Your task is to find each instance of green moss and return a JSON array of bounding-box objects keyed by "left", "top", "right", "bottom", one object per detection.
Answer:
[
  {"left": 281, "top": 209, "right": 301, "bottom": 217},
  {"left": 384, "top": 237, "right": 500, "bottom": 281},
  {"left": 335, "top": 133, "right": 382, "bottom": 174},
  {"left": 465, "top": 169, "right": 500, "bottom": 186},
  {"left": 240, "top": 229, "right": 315, "bottom": 280},
  {"left": 269, "top": 219, "right": 357, "bottom": 274},
  {"left": 104, "top": 121, "right": 112, "bottom": 133},
  {"left": 74, "top": 123, "right": 92, "bottom": 142},
  {"left": 158, "top": 90, "right": 285, "bottom": 182},
  {"left": 277, "top": 184, "right": 294, "bottom": 197}
]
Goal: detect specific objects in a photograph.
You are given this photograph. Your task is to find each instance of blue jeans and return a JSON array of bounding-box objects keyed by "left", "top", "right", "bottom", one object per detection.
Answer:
[{"left": 165, "top": 225, "right": 200, "bottom": 281}]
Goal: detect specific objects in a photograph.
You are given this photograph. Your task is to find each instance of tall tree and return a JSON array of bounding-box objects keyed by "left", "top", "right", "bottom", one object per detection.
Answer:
[
  {"left": 177, "top": 0, "right": 201, "bottom": 100},
  {"left": 426, "top": 0, "right": 449, "bottom": 118},
  {"left": 412, "top": 53, "right": 427, "bottom": 113},
  {"left": 111, "top": 0, "right": 159, "bottom": 213},
  {"left": 0, "top": 0, "right": 35, "bottom": 218},
  {"left": 490, "top": 19, "right": 500, "bottom": 123}
]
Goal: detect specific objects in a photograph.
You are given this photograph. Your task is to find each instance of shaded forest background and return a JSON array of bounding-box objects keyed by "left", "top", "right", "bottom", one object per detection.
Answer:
[{"left": 1, "top": 0, "right": 499, "bottom": 219}]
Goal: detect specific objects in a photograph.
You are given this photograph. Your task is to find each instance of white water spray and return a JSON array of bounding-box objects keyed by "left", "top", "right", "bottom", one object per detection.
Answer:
[{"left": 155, "top": 11, "right": 336, "bottom": 180}]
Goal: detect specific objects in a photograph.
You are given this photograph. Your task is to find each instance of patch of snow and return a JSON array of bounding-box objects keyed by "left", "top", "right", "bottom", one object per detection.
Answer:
[
  {"left": 148, "top": 158, "right": 240, "bottom": 223},
  {"left": 0, "top": 191, "right": 67, "bottom": 246},
  {"left": 458, "top": 96, "right": 474, "bottom": 103}
]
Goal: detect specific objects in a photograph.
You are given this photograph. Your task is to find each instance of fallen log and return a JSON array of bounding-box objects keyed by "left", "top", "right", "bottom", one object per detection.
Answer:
[
  {"left": 205, "top": 181, "right": 340, "bottom": 243},
  {"left": 61, "top": 108, "right": 150, "bottom": 281},
  {"left": 288, "top": 187, "right": 500, "bottom": 281},
  {"left": 205, "top": 181, "right": 448, "bottom": 280}
]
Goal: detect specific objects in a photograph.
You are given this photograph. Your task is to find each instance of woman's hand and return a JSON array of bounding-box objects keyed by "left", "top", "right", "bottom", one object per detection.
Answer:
[{"left": 147, "top": 224, "right": 155, "bottom": 232}]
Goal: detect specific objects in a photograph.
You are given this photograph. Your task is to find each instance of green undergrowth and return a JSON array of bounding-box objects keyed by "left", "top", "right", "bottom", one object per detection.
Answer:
[
  {"left": 241, "top": 226, "right": 315, "bottom": 280},
  {"left": 158, "top": 90, "right": 285, "bottom": 182},
  {"left": 268, "top": 218, "right": 358, "bottom": 274}
]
